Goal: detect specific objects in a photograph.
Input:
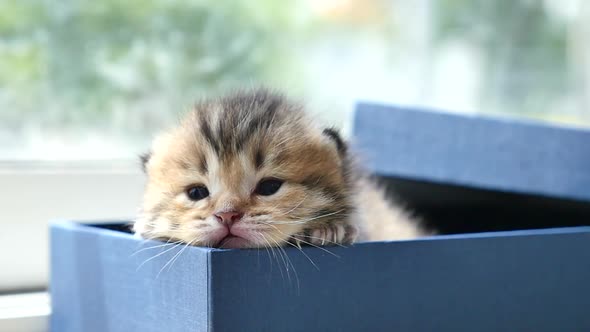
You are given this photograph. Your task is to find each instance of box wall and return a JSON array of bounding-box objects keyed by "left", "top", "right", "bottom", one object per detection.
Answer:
[
  {"left": 208, "top": 227, "right": 590, "bottom": 331},
  {"left": 50, "top": 222, "right": 211, "bottom": 332}
]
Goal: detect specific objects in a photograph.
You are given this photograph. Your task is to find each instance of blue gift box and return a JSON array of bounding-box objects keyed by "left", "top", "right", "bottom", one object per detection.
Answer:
[
  {"left": 50, "top": 222, "right": 590, "bottom": 332},
  {"left": 50, "top": 104, "right": 590, "bottom": 331}
]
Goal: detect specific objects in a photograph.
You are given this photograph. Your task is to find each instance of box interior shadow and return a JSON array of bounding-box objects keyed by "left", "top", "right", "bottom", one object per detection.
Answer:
[{"left": 382, "top": 176, "right": 590, "bottom": 234}]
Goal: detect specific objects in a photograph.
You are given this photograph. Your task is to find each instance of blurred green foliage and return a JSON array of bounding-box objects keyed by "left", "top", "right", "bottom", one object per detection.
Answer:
[
  {"left": 0, "top": 0, "right": 585, "bottom": 156},
  {"left": 436, "top": 0, "right": 570, "bottom": 115},
  {"left": 0, "top": 0, "right": 307, "bottom": 133}
]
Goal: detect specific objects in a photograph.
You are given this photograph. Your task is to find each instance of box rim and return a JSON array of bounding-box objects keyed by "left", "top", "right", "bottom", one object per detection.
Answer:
[
  {"left": 51, "top": 220, "right": 590, "bottom": 252},
  {"left": 355, "top": 101, "right": 590, "bottom": 133}
]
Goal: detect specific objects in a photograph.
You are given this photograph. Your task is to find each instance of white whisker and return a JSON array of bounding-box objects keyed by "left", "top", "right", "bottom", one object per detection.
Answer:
[
  {"left": 297, "top": 233, "right": 347, "bottom": 248},
  {"left": 136, "top": 241, "right": 184, "bottom": 271},
  {"left": 287, "top": 235, "right": 341, "bottom": 258},
  {"left": 280, "top": 238, "right": 320, "bottom": 271},
  {"left": 263, "top": 223, "right": 341, "bottom": 258},
  {"left": 131, "top": 239, "right": 183, "bottom": 257},
  {"left": 280, "top": 194, "right": 308, "bottom": 216},
  {"left": 260, "top": 233, "right": 284, "bottom": 280},
  {"left": 269, "top": 209, "right": 345, "bottom": 225},
  {"left": 156, "top": 238, "right": 196, "bottom": 278},
  {"left": 272, "top": 237, "right": 300, "bottom": 292}
]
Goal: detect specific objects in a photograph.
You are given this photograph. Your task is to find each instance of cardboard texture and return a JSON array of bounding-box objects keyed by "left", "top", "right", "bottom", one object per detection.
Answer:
[
  {"left": 50, "top": 222, "right": 590, "bottom": 332},
  {"left": 50, "top": 105, "right": 590, "bottom": 331}
]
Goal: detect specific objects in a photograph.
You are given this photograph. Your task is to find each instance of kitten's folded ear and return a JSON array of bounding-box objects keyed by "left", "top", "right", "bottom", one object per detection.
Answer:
[
  {"left": 139, "top": 152, "right": 152, "bottom": 173},
  {"left": 322, "top": 127, "right": 347, "bottom": 156}
]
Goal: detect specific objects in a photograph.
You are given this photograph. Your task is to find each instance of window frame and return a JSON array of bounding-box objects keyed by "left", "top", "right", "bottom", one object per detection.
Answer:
[{"left": 0, "top": 161, "right": 145, "bottom": 292}]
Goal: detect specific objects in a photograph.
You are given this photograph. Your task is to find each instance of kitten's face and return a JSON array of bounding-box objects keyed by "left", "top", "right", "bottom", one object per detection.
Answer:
[{"left": 135, "top": 91, "right": 350, "bottom": 248}]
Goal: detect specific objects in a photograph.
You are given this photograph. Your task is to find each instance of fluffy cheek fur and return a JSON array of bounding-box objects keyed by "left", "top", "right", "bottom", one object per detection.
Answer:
[{"left": 135, "top": 182, "right": 331, "bottom": 248}]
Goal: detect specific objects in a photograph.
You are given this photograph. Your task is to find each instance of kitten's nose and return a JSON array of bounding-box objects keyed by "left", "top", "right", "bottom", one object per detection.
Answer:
[{"left": 214, "top": 211, "right": 243, "bottom": 225}]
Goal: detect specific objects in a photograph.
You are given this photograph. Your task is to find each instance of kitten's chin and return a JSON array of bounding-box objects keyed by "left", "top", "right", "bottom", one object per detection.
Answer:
[{"left": 217, "top": 235, "right": 255, "bottom": 249}]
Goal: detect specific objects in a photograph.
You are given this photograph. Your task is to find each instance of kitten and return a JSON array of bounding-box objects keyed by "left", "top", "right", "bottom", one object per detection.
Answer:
[{"left": 134, "top": 89, "right": 430, "bottom": 248}]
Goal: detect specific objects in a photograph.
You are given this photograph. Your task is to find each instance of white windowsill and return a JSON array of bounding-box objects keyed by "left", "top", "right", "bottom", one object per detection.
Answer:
[{"left": 0, "top": 292, "right": 50, "bottom": 332}]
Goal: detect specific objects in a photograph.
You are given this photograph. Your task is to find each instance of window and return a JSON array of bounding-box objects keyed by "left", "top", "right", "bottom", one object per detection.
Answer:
[{"left": 1, "top": 0, "right": 588, "bottom": 294}]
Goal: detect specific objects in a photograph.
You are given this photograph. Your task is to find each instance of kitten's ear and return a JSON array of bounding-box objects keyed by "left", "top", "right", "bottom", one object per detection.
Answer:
[
  {"left": 139, "top": 152, "right": 152, "bottom": 173},
  {"left": 322, "top": 127, "right": 347, "bottom": 155}
]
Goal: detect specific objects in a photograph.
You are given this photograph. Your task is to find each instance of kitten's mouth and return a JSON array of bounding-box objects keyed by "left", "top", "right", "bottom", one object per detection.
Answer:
[{"left": 216, "top": 235, "right": 252, "bottom": 249}]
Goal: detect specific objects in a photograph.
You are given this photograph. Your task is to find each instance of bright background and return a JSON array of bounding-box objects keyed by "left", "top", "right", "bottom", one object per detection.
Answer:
[{"left": 1, "top": 0, "right": 589, "bottom": 292}]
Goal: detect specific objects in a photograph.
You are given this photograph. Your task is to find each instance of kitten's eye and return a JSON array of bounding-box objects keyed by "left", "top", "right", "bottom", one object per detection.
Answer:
[
  {"left": 255, "top": 178, "right": 283, "bottom": 196},
  {"left": 186, "top": 185, "right": 209, "bottom": 201}
]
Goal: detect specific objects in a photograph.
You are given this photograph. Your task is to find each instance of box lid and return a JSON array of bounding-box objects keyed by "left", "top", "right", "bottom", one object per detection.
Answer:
[{"left": 353, "top": 103, "right": 590, "bottom": 202}]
